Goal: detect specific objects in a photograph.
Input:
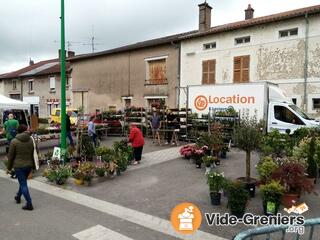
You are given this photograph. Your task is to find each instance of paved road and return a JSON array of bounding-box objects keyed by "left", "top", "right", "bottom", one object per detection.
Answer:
[{"left": 1, "top": 139, "right": 319, "bottom": 240}]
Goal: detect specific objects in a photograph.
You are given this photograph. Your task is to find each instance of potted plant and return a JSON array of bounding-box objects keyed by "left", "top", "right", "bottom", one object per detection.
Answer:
[
  {"left": 257, "top": 156, "right": 278, "bottom": 184},
  {"left": 272, "top": 162, "right": 315, "bottom": 208},
  {"left": 73, "top": 169, "right": 84, "bottom": 185},
  {"left": 220, "top": 145, "right": 229, "bottom": 159},
  {"left": 80, "top": 162, "right": 96, "bottom": 186},
  {"left": 202, "top": 155, "right": 214, "bottom": 174},
  {"left": 192, "top": 147, "right": 206, "bottom": 168},
  {"left": 227, "top": 181, "right": 249, "bottom": 218},
  {"left": 207, "top": 171, "right": 225, "bottom": 205},
  {"left": 95, "top": 163, "right": 106, "bottom": 177},
  {"left": 306, "top": 136, "right": 318, "bottom": 183},
  {"left": 179, "top": 144, "right": 195, "bottom": 159},
  {"left": 54, "top": 166, "right": 71, "bottom": 185},
  {"left": 260, "top": 180, "right": 285, "bottom": 215},
  {"left": 234, "top": 114, "right": 263, "bottom": 197}
]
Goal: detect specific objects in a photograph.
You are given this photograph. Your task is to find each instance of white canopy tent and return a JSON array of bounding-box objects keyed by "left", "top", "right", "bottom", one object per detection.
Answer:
[{"left": 0, "top": 94, "right": 30, "bottom": 110}]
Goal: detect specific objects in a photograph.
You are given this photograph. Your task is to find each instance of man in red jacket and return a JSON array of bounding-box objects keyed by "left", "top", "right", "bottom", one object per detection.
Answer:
[{"left": 128, "top": 123, "right": 145, "bottom": 165}]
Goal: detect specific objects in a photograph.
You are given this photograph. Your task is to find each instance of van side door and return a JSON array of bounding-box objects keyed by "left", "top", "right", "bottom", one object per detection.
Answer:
[{"left": 268, "top": 103, "right": 305, "bottom": 134}]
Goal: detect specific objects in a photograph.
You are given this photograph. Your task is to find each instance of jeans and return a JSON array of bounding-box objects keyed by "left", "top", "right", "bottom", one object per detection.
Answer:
[
  {"left": 15, "top": 167, "right": 32, "bottom": 204},
  {"left": 90, "top": 133, "right": 97, "bottom": 147},
  {"left": 67, "top": 131, "right": 74, "bottom": 146}
]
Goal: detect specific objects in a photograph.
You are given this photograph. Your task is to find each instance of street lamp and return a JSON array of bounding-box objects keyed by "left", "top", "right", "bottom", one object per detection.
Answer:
[{"left": 60, "top": 0, "right": 67, "bottom": 160}]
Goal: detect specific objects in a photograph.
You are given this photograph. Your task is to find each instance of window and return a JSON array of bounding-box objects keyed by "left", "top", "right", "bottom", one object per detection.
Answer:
[
  {"left": 233, "top": 55, "right": 250, "bottom": 83},
  {"left": 47, "top": 104, "right": 52, "bottom": 116},
  {"left": 124, "top": 99, "right": 131, "bottom": 108},
  {"left": 12, "top": 80, "right": 17, "bottom": 90},
  {"left": 146, "top": 59, "right": 167, "bottom": 85},
  {"left": 312, "top": 98, "right": 320, "bottom": 110},
  {"left": 235, "top": 36, "right": 250, "bottom": 45},
  {"left": 203, "top": 42, "right": 216, "bottom": 50},
  {"left": 202, "top": 60, "right": 216, "bottom": 84},
  {"left": 28, "top": 80, "right": 34, "bottom": 93},
  {"left": 292, "top": 98, "right": 297, "bottom": 105},
  {"left": 274, "top": 106, "right": 304, "bottom": 125},
  {"left": 279, "top": 28, "right": 298, "bottom": 38},
  {"left": 50, "top": 76, "right": 56, "bottom": 91}
]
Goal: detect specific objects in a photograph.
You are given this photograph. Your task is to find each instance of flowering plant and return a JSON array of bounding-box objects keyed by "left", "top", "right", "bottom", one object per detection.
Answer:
[
  {"left": 207, "top": 171, "right": 226, "bottom": 193},
  {"left": 179, "top": 144, "right": 196, "bottom": 158}
]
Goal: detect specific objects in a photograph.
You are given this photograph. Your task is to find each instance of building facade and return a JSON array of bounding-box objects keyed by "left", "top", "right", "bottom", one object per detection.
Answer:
[
  {"left": 0, "top": 55, "right": 73, "bottom": 118},
  {"left": 179, "top": 4, "right": 320, "bottom": 116},
  {"left": 70, "top": 37, "right": 187, "bottom": 113}
]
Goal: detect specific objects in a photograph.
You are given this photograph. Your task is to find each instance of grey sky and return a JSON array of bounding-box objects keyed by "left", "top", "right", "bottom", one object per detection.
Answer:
[{"left": 1, "top": 0, "right": 320, "bottom": 73}]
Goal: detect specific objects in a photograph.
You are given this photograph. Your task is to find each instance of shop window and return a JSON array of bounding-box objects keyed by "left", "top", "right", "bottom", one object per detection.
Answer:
[{"left": 274, "top": 106, "right": 304, "bottom": 125}]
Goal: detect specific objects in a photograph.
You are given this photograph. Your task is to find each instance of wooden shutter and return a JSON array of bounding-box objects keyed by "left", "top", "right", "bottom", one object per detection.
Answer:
[
  {"left": 202, "top": 60, "right": 215, "bottom": 84},
  {"left": 149, "top": 59, "right": 166, "bottom": 84},
  {"left": 233, "top": 55, "right": 250, "bottom": 83}
]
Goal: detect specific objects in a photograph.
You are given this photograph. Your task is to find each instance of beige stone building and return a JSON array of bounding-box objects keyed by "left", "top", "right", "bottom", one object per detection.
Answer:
[
  {"left": 69, "top": 34, "right": 195, "bottom": 113},
  {"left": 0, "top": 53, "right": 73, "bottom": 118}
]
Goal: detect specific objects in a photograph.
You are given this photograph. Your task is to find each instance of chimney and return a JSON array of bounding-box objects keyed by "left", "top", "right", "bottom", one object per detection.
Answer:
[
  {"left": 67, "top": 51, "right": 75, "bottom": 58},
  {"left": 29, "top": 59, "right": 34, "bottom": 66},
  {"left": 58, "top": 49, "right": 66, "bottom": 59},
  {"left": 245, "top": 4, "right": 254, "bottom": 20},
  {"left": 198, "top": 2, "right": 212, "bottom": 31}
]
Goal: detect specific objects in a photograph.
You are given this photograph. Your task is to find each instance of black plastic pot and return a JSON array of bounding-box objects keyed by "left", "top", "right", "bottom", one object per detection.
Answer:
[
  {"left": 263, "top": 200, "right": 280, "bottom": 216},
  {"left": 116, "top": 168, "right": 121, "bottom": 176},
  {"left": 245, "top": 182, "right": 256, "bottom": 198},
  {"left": 56, "top": 178, "right": 66, "bottom": 185},
  {"left": 220, "top": 152, "right": 227, "bottom": 159},
  {"left": 230, "top": 209, "right": 246, "bottom": 218},
  {"left": 237, "top": 178, "right": 257, "bottom": 198},
  {"left": 214, "top": 160, "right": 220, "bottom": 166},
  {"left": 210, "top": 192, "right": 221, "bottom": 205},
  {"left": 195, "top": 159, "right": 202, "bottom": 168}
]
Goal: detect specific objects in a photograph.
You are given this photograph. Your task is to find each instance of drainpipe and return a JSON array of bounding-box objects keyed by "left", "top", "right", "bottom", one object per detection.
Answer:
[
  {"left": 171, "top": 41, "right": 180, "bottom": 108},
  {"left": 303, "top": 13, "right": 309, "bottom": 111}
]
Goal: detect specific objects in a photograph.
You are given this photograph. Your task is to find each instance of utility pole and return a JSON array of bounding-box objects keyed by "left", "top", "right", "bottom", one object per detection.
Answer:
[{"left": 60, "top": 0, "right": 67, "bottom": 161}]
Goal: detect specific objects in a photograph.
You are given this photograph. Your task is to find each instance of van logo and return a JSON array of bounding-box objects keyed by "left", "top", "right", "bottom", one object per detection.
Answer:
[{"left": 194, "top": 95, "right": 208, "bottom": 111}]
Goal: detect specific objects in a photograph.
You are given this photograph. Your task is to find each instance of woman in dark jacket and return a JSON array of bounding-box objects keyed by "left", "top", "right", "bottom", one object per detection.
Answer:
[{"left": 7, "top": 124, "right": 34, "bottom": 210}]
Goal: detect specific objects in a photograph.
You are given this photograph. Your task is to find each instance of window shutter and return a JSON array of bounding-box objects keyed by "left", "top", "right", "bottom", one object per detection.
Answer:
[
  {"left": 148, "top": 59, "right": 166, "bottom": 84},
  {"left": 234, "top": 56, "right": 249, "bottom": 83},
  {"left": 202, "top": 61, "right": 208, "bottom": 84},
  {"left": 202, "top": 60, "right": 215, "bottom": 85},
  {"left": 233, "top": 57, "right": 241, "bottom": 83},
  {"left": 208, "top": 60, "right": 215, "bottom": 84}
]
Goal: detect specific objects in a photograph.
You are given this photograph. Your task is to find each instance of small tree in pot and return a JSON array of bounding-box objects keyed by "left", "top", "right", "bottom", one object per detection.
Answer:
[
  {"left": 234, "top": 113, "right": 263, "bottom": 197},
  {"left": 306, "top": 136, "right": 318, "bottom": 182},
  {"left": 271, "top": 162, "right": 315, "bottom": 208}
]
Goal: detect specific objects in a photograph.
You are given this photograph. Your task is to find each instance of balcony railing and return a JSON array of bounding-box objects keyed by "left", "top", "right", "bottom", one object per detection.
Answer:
[{"left": 234, "top": 218, "right": 320, "bottom": 240}]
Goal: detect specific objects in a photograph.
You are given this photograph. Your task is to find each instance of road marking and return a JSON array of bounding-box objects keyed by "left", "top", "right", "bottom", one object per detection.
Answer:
[
  {"left": 73, "top": 225, "right": 134, "bottom": 240},
  {"left": 0, "top": 170, "right": 226, "bottom": 240}
]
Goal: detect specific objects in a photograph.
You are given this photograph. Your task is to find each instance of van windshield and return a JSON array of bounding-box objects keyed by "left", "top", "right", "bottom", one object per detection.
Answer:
[{"left": 289, "top": 104, "right": 313, "bottom": 120}]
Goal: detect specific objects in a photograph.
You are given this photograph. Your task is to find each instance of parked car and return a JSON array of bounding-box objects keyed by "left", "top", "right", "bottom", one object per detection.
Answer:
[{"left": 50, "top": 108, "right": 78, "bottom": 125}]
